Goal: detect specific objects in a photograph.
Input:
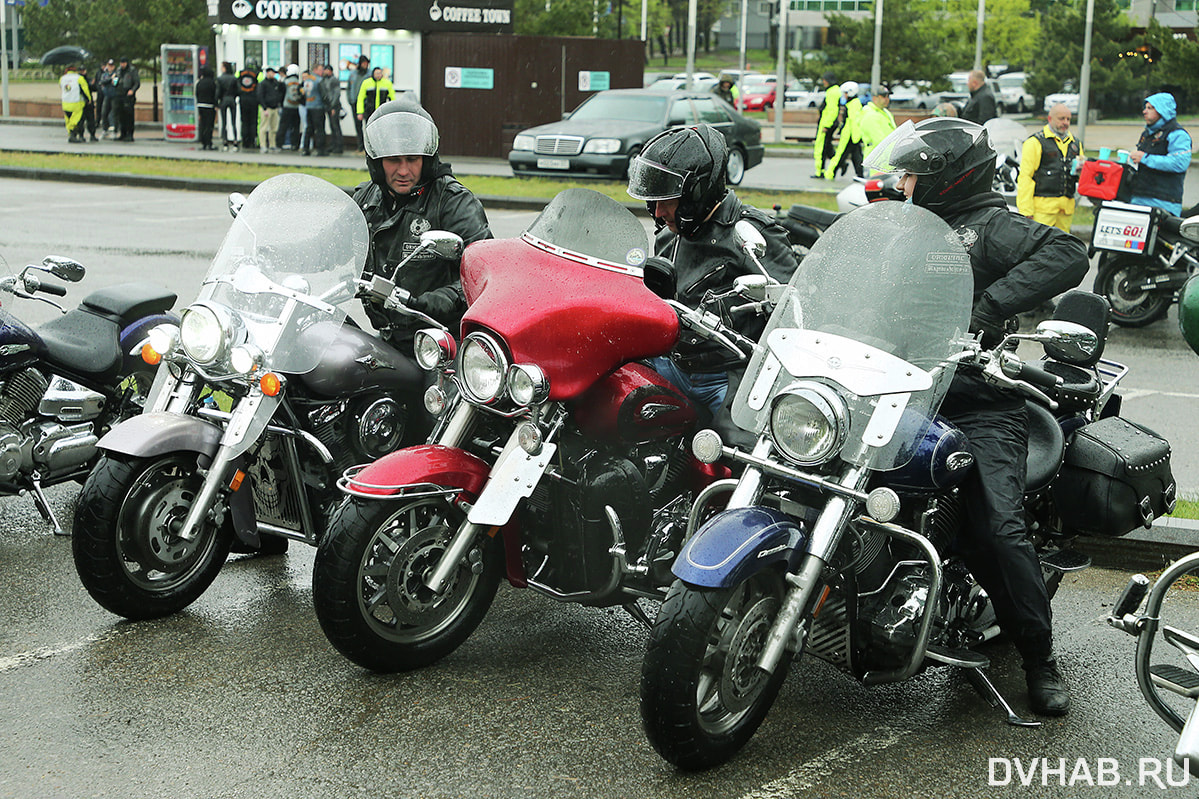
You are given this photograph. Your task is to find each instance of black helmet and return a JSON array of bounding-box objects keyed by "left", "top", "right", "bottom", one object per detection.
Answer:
[
  {"left": 627, "top": 125, "right": 728, "bottom": 237},
  {"left": 363, "top": 95, "right": 439, "bottom": 193},
  {"left": 863, "top": 118, "right": 996, "bottom": 214}
]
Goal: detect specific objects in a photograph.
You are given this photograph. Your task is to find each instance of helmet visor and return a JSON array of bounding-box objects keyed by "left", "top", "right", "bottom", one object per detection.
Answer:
[
  {"left": 626, "top": 158, "right": 686, "bottom": 201},
  {"left": 863, "top": 119, "right": 987, "bottom": 177},
  {"left": 364, "top": 111, "right": 439, "bottom": 159}
]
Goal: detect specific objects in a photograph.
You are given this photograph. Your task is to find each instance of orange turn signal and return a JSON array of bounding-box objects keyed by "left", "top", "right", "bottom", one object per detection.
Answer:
[
  {"left": 259, "top": 372, "right": 282, "bottom": 396},
  {"left": 229, "top": 469, "right": 245, "bottom": 491},
  {"left": 140, "top": 343, "right": 162, "bottom": 366}
]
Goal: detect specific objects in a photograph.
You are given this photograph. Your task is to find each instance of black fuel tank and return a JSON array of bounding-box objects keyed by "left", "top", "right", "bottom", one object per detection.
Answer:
[
  {"left": 0, "top": 309, "right": 47, "bottom": 376},
  {"left": 294, "top": 324, "right": 423, "bottom": 398}
]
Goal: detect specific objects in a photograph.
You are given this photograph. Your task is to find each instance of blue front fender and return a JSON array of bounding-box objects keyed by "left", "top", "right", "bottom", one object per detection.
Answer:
[{"left": 674, "top": 506, "right": 808, "bottom": 589}]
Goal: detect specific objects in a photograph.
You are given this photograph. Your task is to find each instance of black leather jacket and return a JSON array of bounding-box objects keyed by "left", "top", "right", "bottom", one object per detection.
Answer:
[
  {"left": 940, "top": 191, "right": 1089, "bottom": 411},
  {"left": 352, "top": 163, "right": 492, "bottom": 346},
  {"left": 654, "top": 191, "right": 799, "bottom": 371}
]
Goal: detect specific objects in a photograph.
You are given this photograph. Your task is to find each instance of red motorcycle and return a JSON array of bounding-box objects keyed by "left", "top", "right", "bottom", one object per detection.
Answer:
[{"left": 312, "top": 188, "right": 754, "bottom": 672}]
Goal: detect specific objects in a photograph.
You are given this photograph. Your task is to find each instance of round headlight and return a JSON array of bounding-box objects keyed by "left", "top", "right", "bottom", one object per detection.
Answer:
[
  {"left": 508, "top": 364, "right": 549, "bottom": 407},
  {"left": 769, "top": 383, "right": 848, "bottom": 466},
  {"left": 147, "top": 323, "right": 179, "bottom": 358},
  {"left": 179, "top": 304, "right": 226, "bottom": 364},
  {"left": 414, "top": 329, "right": 456, "bottom": 371},
  {"left": 459, "top": 332, "right": 508, "bottom": 404},
  {"left": 230, "top": 344, "right": 264, "bottom": 375}
]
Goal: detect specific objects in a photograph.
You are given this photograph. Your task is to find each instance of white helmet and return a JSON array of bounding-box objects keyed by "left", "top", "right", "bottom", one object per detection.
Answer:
[
  {"left": 286, "top": 64, "right": 300, "bottom": 77},
  {"left": 842, "top": 81, "right": 860, "bottom": 96}
]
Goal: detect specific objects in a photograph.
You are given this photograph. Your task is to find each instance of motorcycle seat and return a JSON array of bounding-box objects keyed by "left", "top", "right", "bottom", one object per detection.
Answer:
[
  {"left": 1042, "top": 361, "right": 1101, "bottom": 413},
  {"left": 81, "top": 282, "right": 177, "bottom": 325},
  {"left": 1025, "top": 400, "right": 1065, "bottom": 493},
  {"left": 787, "top": 205, "right": 840, "bottom": 229},
  {"left": 37, "top": 308, "right": 123, "bottom": 380}
]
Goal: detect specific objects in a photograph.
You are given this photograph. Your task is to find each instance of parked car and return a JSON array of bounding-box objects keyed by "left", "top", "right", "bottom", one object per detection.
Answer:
[
  {"left": 508, "top": 88, "right": 765, "bottom": 185},
  {"left": 888, "top": 80, "right": 937, "bottom": 110},
  {"left": 1044, "top": 91, "right": 1080, "bottom": 115},
  {"left": 784, "top": 79, "right": 823, "bottom": 109},
  {"left": 738, "top": 74, "right": 778, "bottom": 111},
  {"left": 996, "top": 71, "right": 1035, "bottom": 114},
  {"left": 672, "top": 71, "right": 719, "bottom": 91}
]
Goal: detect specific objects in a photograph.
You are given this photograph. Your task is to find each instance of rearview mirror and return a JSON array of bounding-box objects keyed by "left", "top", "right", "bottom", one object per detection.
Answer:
[
  {"left": 419, "top": 231, "right": 464, "bottom": 260},
  {"left": 643, "top": 256, "right": 677, "bottom": 299},
  {"left": 228, "top": 192, "right": 247, "bottom": 219},
  {"left": 41, "top": 256, "right": 86, "bottom": 282},
  {"left": 734, "top": 220, "right": 767, "bottom": 260},
  {"left": 1035, "top": 320, "right": 1099, "bottom": 363},
  {"left": 1180, "top": 215, "right": 1199, "bottom": 244}
]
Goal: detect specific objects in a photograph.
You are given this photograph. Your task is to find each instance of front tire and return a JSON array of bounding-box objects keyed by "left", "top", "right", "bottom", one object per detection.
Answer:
[
  {"left": 313, "top": 495, "right": 503, "bottom": 673},
  {"left": 1094, "top": 256, "right": 1172, "bottom": 327},
  {"left": 72, "top": 453, "right": 234, "bottom": 620},
  {"left": 640, "top": 571, "right": 792, "bottom": 770}
]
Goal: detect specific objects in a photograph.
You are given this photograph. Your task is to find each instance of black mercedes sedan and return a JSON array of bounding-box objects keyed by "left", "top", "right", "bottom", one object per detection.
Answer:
[{"left": 507, "top": 89, "right": 764, "bottom": 185}]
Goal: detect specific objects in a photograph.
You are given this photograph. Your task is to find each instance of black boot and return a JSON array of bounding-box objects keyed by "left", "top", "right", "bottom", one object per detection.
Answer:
[{"left": 1026, "top": 658, "right": 1070, "bottom": 716}]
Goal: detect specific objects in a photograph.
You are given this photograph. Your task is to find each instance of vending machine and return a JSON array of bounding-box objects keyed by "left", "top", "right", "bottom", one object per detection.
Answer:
[{"left": 161, "top": 44, "right": 207, "bottom": 142}]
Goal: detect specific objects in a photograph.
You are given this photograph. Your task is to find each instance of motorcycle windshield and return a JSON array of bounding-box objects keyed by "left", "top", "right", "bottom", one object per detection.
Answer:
[
  {"left": 521, "top": 187, "right": 651, "bottom": 274},
  {"left": 197, "top": 174, "right": 368, "bottom": 375},
  {"left": 731, "top": 202, "right": 974, "bottom": 472}
]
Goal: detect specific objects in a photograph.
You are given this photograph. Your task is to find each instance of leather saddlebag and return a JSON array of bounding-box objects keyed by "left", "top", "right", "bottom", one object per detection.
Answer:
[{"left": 1053, "top": 416, "right": 1176, "bottom": 537}]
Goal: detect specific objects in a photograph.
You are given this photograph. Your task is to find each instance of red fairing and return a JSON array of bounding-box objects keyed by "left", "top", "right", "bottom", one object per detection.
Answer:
[
  {"left": 345, "top": 445, "right": 491, "bottom": 498},
  {"left": 574, "top": 362, "right": 699, "bottom": 444},
  {"left": 460, "top": 238, "right": 680, "bottom": 401}
]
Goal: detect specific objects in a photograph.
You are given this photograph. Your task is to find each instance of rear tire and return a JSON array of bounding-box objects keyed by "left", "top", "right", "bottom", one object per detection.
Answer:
[
  {"left": 72, "top": 453, "right": 233, "bottom": 620},
  {"left": 640, "top": 571, "right": 792, "bottom": 770},
  {"left": 313, "top": 495, "right": 503, "bottom": 673},
  {"left": 1094, "top": 256, "right": 1171, "bottom": 327}
]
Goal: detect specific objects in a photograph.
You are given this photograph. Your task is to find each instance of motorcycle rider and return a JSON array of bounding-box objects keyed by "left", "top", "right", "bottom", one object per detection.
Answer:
[
  {"left": 353, "top": 96, "right": 492, "bottom": 350},
  {"left": 863, "top": 117, "right": 1089, "bottom": 716},
  {"left": 626, "top": 124, "right": 798, "bottom": 418}
]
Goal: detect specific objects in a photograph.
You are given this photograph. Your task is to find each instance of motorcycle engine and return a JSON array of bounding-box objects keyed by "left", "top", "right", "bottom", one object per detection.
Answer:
[{"left": 0, "top": 369, "right": 103, "bottom": 483}]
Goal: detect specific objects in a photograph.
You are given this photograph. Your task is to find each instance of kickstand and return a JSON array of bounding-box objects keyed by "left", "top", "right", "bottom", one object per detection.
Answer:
[
  {"left": 963, "top": 666, "right": 1041, "bottom": 727},
  {"left": 623, "top": 602, "right": 654, "bottom": 630},
  {"left": 27, "top": 474, "right": 68, "bottom": 537}
]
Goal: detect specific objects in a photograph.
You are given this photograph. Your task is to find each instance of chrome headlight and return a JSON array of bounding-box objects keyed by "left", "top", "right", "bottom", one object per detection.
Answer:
[
  {"left": 512, "top": 134, "right": 535, "bottom": 151},
  {"left": 179, "top": 302, "right": 243, "bottom": 365},
  {"left": 146, "top": 323, "right": 180, "bottom": 359},
  {"left": 459, "top": 332, "right": 509, "bottom": 404},
  {"left": 230, "top": 343, "right": 264, "bottom": 375},
  {"left": 769, "top": 382, "right": 849, "bottom": 466},
  {"left": 414, "top": 329, "right": 457, "bottom": 371},
  {"left": 583, "top": 138, "right": 622, "bottom": 154},
  {"left": 507, "top": 364, "right": 549, "bottom": 407}
]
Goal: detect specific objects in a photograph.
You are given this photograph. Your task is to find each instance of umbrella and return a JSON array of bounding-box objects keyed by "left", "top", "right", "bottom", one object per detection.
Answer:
[{"left": 40, "top": 46, "right": 92, "bottom": 67}]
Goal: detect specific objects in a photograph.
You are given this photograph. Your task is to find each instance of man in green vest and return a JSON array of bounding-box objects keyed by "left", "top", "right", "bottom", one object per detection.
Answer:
[
  {"left": 858, "top": 85, "right": 896, "bottom": 158},
  {"left": 1017, "top": 103, "right": 1079, "bottom": 233},
  {"left": 812, "top": 71, "right": 841, "bottom": 179},
  {"left": 826, "top": 81, "right": 864, "bottom": 178}
]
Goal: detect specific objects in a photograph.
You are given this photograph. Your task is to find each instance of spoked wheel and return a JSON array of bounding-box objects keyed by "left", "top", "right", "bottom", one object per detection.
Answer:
[
  {"left": 1094, "top": 257, "right": 1172, "bottom": 327},
  {"left": 71, "top": 453, "right": 233, "bottom": 620},
  {"left": 312, "top": 495, "right": 503, "bottom": 673},
  {"left": 640, "top": 570, "right": 793, "bottom": 770}
]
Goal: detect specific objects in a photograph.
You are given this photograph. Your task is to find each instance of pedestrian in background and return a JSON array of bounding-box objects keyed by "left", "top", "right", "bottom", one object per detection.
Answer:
[
  {"left": 858, "top": 85, "right": 895, "bottom": 157},
  {"left": 356, "top": 67, "right": 394, "bottom": 127},
  {"left": 113, "top": 56, "right": 140, "bottom": 142},
  {"left": 320, "top": 64, "right": 344, "bottom": 155},
  {"left": 95, "top": 59, "right": 116, "bottom": 138},
  {"left": 59, "top": 64, "right": 90, "bottom": 143},
  {"left": 78, "top": 67, "right": 99, "bottom": 142},
  {"left": 216, "top": 62, "right": 239, "bottom": 150},
  {"left": 933, "top": 102, "right": 959, "bottom": 118},
  {"left": 257, "top": 66, "right": 284, "bottom": 153},
  {"left": 712, "top": 73, "right": 739, "bottom": 107},
  {"left": 237, "top": 63, "right": 259, "bottom": 151},
  {"left": 961, "top": 69, "right": 997, "bottom": 124},
  {"left": 195, "top": 65, "right": 217, "bottom": 151},
  {"left": 302, "top": 67, "right": 327, "bottom": 156},
  {"left": 1128, "top": 92, "right": 1193, "bottom": 217},
  {"left": 347, "top": 54, "right": 370, "bottom": 152},
  {"left": 827, "top": 81, "right": 864, "bottom": 179},
  {"left": 279, "top": 64, "right": 303, "bottom": 151},
  {"left": 812, "top": 71, "right": 841, "bottom": 179},
  {"left": 1017, "top": 103, "right": 1079, "bottom": 234}
]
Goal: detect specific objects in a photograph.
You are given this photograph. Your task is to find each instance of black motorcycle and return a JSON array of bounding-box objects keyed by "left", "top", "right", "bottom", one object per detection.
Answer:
[
  {"left": 0, "top": 254, "right": 176, "bottom": 535},
  {"left": 71, "top": 174, "right": 445, "bottom": 620},
  {"left": 1091, "top": 200, "right": 1199, "bottom": 328}
]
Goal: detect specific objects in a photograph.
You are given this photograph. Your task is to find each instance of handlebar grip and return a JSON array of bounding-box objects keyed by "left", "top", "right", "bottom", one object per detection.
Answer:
[
  {"left": 1013, "top": 360, "right": 1061, "bottom": 391},
  {"left": 39, "top": 282, "right": 68, "bottom": 297}
]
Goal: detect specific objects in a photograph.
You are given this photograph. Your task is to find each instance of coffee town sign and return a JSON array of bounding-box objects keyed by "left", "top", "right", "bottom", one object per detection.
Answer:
[{"left": 211, "top": 0, "right": 513, "bottom": 32}]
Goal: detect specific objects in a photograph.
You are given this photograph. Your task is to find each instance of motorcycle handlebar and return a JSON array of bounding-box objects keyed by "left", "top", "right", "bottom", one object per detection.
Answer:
[
  {"left": 1008, "top": 358, "right": 1062, "bottom": 392},
  {"left": 38, "top": 282, "right": 68, "bottom": 297}
]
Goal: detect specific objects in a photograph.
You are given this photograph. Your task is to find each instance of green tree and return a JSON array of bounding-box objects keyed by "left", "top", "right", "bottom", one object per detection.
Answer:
[
  {"left": 1023, "top": 0, "right": 1138, "bottom": 115},
  {"left": 1143, "top": 18, "right": 1199, "bottom": 107},
  {"left": 942, "top": 0, "right": 1039, "bottom": 70},
  {"left": 823, "top": 0, "right": 958, "bottom": 86},
  {"left": 25, "top": 0, "right": 214, "bottom": 69}
]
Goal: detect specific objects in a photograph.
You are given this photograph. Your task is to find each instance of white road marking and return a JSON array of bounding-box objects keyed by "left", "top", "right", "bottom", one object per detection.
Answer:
[
  {"left": 739, "top": 724, "right": 908, "bottom": 798},
  {"left": 0, "top": 630, "right": 118, "bottom": 674}
]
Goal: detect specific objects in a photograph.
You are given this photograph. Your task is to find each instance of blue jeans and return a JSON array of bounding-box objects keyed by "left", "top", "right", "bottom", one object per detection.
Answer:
[{"left": 649, "top": 357, "right": 728, "bottom": 417}]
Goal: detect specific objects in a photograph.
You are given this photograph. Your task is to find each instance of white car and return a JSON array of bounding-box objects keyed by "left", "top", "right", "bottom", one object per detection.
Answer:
[
  {"left": 889, "top": 80, "right": 937, "bottom": 110},
  {"left": 1044, "top": 92, "right": 1080, "bottom": 115},
  {"left": 783, "top": 79, "right": 823, "bottom": 109},
  {"left": 996, "top": 72, "right": 1035, "bottom": 114},
  {"left": 671, "top": 72, "right": 719, "bottom": 91}
]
